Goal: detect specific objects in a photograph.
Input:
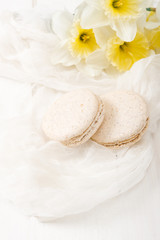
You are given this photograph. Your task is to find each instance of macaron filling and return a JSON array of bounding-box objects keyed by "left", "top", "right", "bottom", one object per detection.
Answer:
[{"left": 62, "top": 97, "right": 104, "bottom": 147}]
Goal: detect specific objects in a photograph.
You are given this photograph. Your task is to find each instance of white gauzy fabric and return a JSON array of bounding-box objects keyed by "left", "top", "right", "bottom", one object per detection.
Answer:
[{"left": 0, "top": 11, "right": 159, "bottom": 221}]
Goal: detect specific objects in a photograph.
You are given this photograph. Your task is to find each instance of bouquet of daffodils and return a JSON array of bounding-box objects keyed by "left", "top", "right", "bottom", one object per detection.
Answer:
[
  {"left": 0, "top": 1, "right": 160, "bottom": 221},
  {"left": 51, "top": 0, "right": 160, "bottom": 76}
]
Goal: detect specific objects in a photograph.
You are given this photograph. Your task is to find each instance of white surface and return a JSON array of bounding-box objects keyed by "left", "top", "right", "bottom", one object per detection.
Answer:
[
  {"left": 0, "top": 132, "right": 160, "bottom": 240},
  {"left": 0, "top": 0, "right": 160, "bottom": 239},
  {"left": 0, "top": 0, "right": 32, "bottom": 11},
  {"left": 0, "top": 0, "right": 83, "bottom": 12}
]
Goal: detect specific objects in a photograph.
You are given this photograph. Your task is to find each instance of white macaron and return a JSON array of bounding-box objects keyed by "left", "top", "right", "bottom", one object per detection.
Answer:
[
  {"left": 42, "top": 89, "right": 104, "bottom": 147},
  {"left": 92, "top": 91, "right": 149, "bottom": 148}
]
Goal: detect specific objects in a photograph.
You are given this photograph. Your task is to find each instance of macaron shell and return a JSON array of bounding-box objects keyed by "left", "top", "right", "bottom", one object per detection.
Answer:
[
  {"left": 42, "top": 89, "right": 100, "bottom": 142},
  {"left": 62, "top": 96, "right": 104, "bottom": 147},
  {"left": 92, "top": 91, "right": 148, "bottom": 145},
  {"left": 104, "top": 118, "right": 149, "bottom": 149}
]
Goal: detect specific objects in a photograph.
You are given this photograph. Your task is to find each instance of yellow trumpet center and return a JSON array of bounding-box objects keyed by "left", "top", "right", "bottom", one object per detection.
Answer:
[
  {"left": 80, "top": 33, "right": 90, "bottom": 43},
  {"left": 69, "top": 23, "right": 99, "bottom": 58},
  {"left": 105, "top": 0, "right": 139, "bottom": 18},
  {"left": 112, "top": 0, "right": 124, "bottom": 8},
  {"left": 119, "top": 42, "right": 129, "bottom": 51},
  {"left": 106, "top": 32, "right": 149, "bottom": 71}
]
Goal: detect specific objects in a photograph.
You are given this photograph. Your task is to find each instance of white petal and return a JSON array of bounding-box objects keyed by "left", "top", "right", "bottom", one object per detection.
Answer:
[
  {"left": 80, "top": 5, "right": 108, "bottom": 29},
  {"left": 145, "top": 0, "right": 154, "bottom": 8},
  {"left": 86, "top": 49, "right": 109, "bottom": 69},
  {"left": 156, "top": 2, "right": 160, "bottom": 21},
  {"left": 84, "top": 0, "right": 101, "bottom": 9},
  {"left": 51, "top": 41, "right": 80, "bottom": 66},
  {"left": 51, "top": 11, "right": 73, "bottom": 40},
  {"left": 74, "top": 2, "right": 87, "bottom": 20},
  {"left": 137, "top": 12, "right": 146, "bottom": 32},
  {"left": 145, "top": 21, "right": 160, "bottom": 30},
  {"left": 141, "top": 0, "right": 154, "bottom": 8},
  {"left": 111, "top": 19, "right": 137, "bottom": 42},
  {"left": 94, "top": 26, "right": 115, "bottom": 48}
]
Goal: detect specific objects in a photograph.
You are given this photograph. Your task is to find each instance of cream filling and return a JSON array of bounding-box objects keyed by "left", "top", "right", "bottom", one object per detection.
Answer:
[{"left": 62, "top": 97, "right": 104, "bottom": 147}]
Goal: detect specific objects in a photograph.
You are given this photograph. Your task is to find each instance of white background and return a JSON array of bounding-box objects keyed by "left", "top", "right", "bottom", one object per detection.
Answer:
[{"left": 0, "top": 0, "right": 160, "bottom": 239}]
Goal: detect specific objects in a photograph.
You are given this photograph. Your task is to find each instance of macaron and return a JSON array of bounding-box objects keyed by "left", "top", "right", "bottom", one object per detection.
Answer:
[
  {"left": 42, "top": 89, "right": 104, "bottom": 147},
  {"left": 91, "top": 91, "right": 149, "bottom": 148}
]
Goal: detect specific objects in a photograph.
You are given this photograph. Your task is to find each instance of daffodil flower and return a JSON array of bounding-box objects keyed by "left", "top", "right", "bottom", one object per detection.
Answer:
[
  {"left": 145, "top": 3, "right": 160, "bottom": 29},
  {"left": 145, "top": 26, "right": 160, "bottom": 53},
  {"left": 106, "top": 32, "right": 149, "bottom": 71},
  {"left": 51, "top": 11, "right": 110, "bottom": 76},
  {"left": 69, "top": 22, "right": 99, "bottom": 58},
  {"left": 145, "top": 3, "right": 160, "bottom": 53},
  {"left": 79, "top": 0, "right": 147, "bottom": 42}
]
